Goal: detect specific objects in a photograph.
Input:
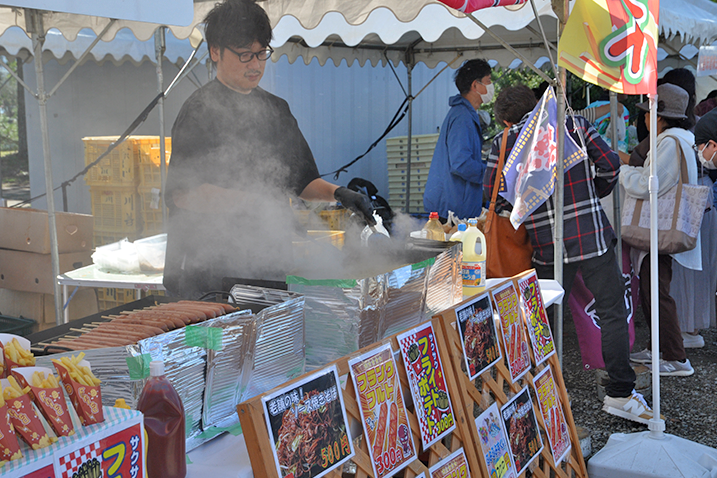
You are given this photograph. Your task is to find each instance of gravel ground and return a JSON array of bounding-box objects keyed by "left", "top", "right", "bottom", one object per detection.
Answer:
[{"left": 561, "top": 304, "right": 717, "bottom": 456}]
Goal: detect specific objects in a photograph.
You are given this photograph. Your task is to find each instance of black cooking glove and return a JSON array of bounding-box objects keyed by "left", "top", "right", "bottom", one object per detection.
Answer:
[{"left": 334, "top": 186, "right": 376, "bottom": 226}]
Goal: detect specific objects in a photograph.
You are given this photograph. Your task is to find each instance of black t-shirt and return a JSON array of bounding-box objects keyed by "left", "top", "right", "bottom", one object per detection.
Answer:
[{"left": 164, "top": 80, "right": 320, "bottom": 294}]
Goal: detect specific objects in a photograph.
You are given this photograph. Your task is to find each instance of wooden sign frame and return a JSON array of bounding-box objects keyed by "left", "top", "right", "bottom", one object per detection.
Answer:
[
  {"left": 434, "top": 271, "right": 588, "bottom": 478},
  {"left": 238, "top": 318, "right": 483, "bottom": 478}
]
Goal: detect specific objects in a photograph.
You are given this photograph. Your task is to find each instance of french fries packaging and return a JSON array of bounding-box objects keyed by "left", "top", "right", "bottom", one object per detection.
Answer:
[
  {"left": 1, "top": 377, "right": 53, "bottom": 450},
  {"left": 52, "top": 354, "right": 104, "bottom": 426},
  {"left": 0, "top": 382, "right": 22, "bottom": 463},
  {"left": 0, "top": 335, "right": 34, "bottom": 378},
  {"left": 12, "top": 367, "right": 75, "bottom": 437}
]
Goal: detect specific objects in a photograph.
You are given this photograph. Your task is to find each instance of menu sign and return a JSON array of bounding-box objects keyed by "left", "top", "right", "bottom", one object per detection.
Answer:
[
  {"left": 491, "top": 281, "right": 532, "bottom": 382},
  {"left": 517, "top": 272, "right": 555, "bottom": 366},
  {"left": 428, "top": 447, "right": 471, "bottom": 478},
  {"left": 455, "top": 293, "right": 502, "bottom": 380},
  {"left": 532, "top": 366, "right": 571, "bottom": 465},
  {"left": 501, "top": 387, "right": 543, "bottom": 476},
  {"left": 398, "top": 322, "right": 456, "bottom": 449},
  {"left": 349, "top": 344, "right": 416, "bottom": 478},
  {"left": 262, "top": 366, "right": 354, "bottom": 478},
  {"left": 475, "top": 403, "right": 517, "bottom": 478}
]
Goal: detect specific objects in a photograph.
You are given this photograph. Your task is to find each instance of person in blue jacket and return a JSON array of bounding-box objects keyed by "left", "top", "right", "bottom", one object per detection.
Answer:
[{"left": 423, "top": 59, "right": 493, "bottom": 220}]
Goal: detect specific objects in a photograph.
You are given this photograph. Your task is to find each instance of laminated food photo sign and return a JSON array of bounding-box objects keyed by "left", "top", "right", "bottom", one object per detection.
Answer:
[
  {"left": 475, "top": 402, "right": 517, "bottom": 478},
  {"left": 0, "top": 406, "right": 145, "bottom": 477},
  {"left": 454, "top": 293, "right": 502, "bottom": 380},
  {"left": 348, "top": 343, "right": 416, "bottom": 478},
  {"left": 428, "top": 447, "right": 470, "bottom": 478},
  {"left": 397, "top": 322, "right": 456, "bottom": 449},
  {"left": 500, "top": 386, "right": 543, "bottom": 476},
  {"left": 532, "top": 365, "right": 571, "bottom": 465},
  {"left": 490, "top": 281, "right": 532, "bottom": 383},
  {"left": 517, "top": 272, "right": 555, "bottom": 366},
  {"left": 262, "top": 365, "right": 354, "bottom": 478}
]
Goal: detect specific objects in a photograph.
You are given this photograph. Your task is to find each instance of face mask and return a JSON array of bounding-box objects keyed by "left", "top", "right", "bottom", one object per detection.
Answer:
[
  {"left": 698, "top": 143, "right": 717, "bottom": 170},
  {"left": 480, "top": 82, "right": 495, "bottom": 104}
]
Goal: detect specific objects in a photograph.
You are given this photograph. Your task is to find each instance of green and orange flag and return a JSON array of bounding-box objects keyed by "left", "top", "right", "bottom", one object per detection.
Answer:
[{"left": 558, "top": 0, "right": 659, "bottom": 94}]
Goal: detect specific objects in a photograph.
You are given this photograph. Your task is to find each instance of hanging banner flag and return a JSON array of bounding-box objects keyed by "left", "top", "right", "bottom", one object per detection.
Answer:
[
  {"left": 499, "top": 87, "right": 587, "bottom": 228},
  {"left": 557, "top": 0, "right": 660, "bottom": 94},
  {"left": 475, "top": 402, "right": 518, "bottom": 478},
  {"left": 532, "top": 366, "right": 572, "bottom": 465},
  {"left": 517, "top": 271, "right": 555, "bottom": 366},
  {"left": 490, "top": 281, "right": 531, "bottom": 383},
  {"left": 349, "top": 344, "right": 416, "bottom": 478},
  {"left": 437, "top": 0, "right": 527, "bottom": 13},
  {"left": 397, "top": 322, "right": 457, "bottom": 449}
]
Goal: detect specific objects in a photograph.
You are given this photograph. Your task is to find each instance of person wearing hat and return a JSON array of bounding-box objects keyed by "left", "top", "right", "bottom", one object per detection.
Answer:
[
  {"left": 620, "top": 83, "right": 700, "bottom": 377},
  {"left": 695, "top": 108, "right": 717, "bottom": 173}
]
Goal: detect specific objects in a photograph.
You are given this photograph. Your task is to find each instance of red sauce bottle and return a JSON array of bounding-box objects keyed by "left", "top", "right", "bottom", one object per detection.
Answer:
[{"left": 137, "top": 361, "right": 186, "bottom": 478}]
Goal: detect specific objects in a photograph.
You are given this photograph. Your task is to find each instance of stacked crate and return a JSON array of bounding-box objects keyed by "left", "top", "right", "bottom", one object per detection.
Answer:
[
  {"left": 84, "top": 136, "right": 171, "bottom": 309},
  {"left": 386, "top": 133, "right": 439, "bottom": 214}
]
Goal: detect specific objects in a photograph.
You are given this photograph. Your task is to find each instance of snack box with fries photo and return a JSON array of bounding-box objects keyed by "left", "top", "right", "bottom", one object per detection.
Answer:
[
  {"left": 0, "top": 378, "right": 22, "bottom": 464},
  {"left": 52, "top": 353, "right": 104, "bottom": 426},
  {"left": 0, "top": 334, "right": 35, "bottom": 378},
  {"left": 12, "top": 366, "right": 75, "bottom": 438},
  {"left": 0, "top": 377, "right": 55, "bottom": 450}
]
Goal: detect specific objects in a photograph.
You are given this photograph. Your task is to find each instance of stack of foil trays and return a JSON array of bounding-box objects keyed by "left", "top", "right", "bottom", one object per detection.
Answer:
[
  {"left": 290, "top": 243, "right": 461, "bottom": 370},
  {"left": 37, "top": 285, "right": 305, "bottom": 451}
]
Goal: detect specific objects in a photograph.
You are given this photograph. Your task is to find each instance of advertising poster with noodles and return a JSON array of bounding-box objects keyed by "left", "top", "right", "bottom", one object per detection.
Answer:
[
  {"left": 475, "top": 403, "right": 517, "bottom": 478},
  {"left": 349, "top": 344, "right": 416, "bottom": 478},
  {"left": 262, "top": 365, "right": 354, "bottom": 478},
  {"left": 397, "top": 322, "right": 456, "bottom": 449},
  {"left": 517, "top": 271, "right": 555, "bottom": 366},
  {"left": 532, "top": 366, "right": 571, "bottom": 465},
  {"left": 428, "top": 447, "right": 470, "bottom": 478},
  {"left": 490, "top": 281, "right": 532, "bottom": 382},
  {"left": 455, "top": 292, "right": 502, "bottom": 380},
  {"left": 501, "top": 387, "right": 543, "bottom": 476}
]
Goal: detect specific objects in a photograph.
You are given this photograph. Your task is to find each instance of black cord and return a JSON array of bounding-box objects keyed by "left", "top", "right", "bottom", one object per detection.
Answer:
[
  {"left": 321, "top": 96, "right": 411, "bottom": 180},
  {"left": 197, "top": 290, "right": 233, "bottom": 302}
]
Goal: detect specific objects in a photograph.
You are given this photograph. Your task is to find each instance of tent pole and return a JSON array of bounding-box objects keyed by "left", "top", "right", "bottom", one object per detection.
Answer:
[
  {"left": 610, "top": 91, "right": 622, "bottom": 263},
  {"left": 155, "top": 27, "right": 168, "bottom": 231},
  {"left": 647, "top": 93, "right": 665, "bottom": 437},
  {"left": 406, "top": 60, "right": 413, "bottom": 213},
  {"left": 29, "top": 11, "right": 63, "bottom": 325},
  {"left": 528, "top": 0, "right": 559, "bottom": 80}
]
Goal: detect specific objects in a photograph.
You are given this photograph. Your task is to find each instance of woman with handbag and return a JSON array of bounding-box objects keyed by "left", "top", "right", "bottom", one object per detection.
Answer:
[{"left": 620, "top": 83, "right": 701, "bottom": 377}]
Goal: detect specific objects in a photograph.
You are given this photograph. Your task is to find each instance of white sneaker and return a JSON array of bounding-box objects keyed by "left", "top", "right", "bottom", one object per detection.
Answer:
[
  {"left": 630, "top": 349, "right": 653, "bottom": 364},
  {"left": 659, "top": 358, "right": 694, "bottom": 377},
  {"left": 682, "top": 332, "right": 705, "bottom": 349},
  {"left": 602, "top": 390, "right": 655, "bottom": 425}
]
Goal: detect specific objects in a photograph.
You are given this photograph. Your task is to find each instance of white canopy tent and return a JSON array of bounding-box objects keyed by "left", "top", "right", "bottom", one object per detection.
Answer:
[{"left": 1, "top": 0, "right": 716, "bottom": 327}]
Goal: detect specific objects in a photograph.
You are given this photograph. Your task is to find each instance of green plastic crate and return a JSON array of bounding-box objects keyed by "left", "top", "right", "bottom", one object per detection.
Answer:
[{"left": 0, "top": 315, "right": 37, "bottom": 337}]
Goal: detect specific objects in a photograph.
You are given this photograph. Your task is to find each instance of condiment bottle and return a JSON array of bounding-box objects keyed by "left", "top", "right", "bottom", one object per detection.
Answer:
[
  {"left": 422, "top": 212, "right": 446, "bottom": 241},
  {"left": 460, "top": 219, "right": 487, "bottom": 297},
  {"left": 449, "top": 223, "right": 467, "bottom": 242},
  {"left": 137, "top": 361, "right": 186, "bottom": 478}
]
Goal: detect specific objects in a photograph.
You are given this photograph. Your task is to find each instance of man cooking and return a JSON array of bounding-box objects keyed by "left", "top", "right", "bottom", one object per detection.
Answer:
[{"left": 164, "top": 0, "right": 374, "bottom": 299}]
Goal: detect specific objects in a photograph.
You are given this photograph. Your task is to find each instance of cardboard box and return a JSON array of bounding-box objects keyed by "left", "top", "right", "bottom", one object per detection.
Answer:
[
  {"left": 0, "top": 288, "right": 98, "bottom": 326},
  {"left": 0, "top": 249, "right": 93, "bottom": 295},
  {"left": 0, "top": 207, "right": 93, "bottom": 254}
]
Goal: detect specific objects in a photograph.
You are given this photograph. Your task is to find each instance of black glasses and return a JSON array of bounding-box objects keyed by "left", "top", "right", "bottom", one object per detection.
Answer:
[{"left": 225, "top": 47, "right": 273, "bottom": 63}]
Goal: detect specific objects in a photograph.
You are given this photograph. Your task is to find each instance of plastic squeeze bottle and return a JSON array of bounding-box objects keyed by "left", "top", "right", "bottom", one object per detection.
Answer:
[
  {"left": 422, "top": 212, "right": 446, "bottom": 241},
  {"left": 449, "top": 223, "right": 467, "bottom": 242},
  {"left": 137, "top": 361, "right": 186, "bottom": 478},
  {"left": 460, "top": 219, "right": 487, "bottom": 297}
]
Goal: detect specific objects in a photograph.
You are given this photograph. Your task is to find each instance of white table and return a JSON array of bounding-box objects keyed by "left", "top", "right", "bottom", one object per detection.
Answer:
[{"left": 57, "top": 264, "right": 165, "bottom": 323}]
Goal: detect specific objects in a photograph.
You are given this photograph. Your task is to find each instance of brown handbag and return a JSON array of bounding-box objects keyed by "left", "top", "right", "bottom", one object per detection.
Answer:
[{"left": 484, "top": 128, "right": 534, "bottom": 278}]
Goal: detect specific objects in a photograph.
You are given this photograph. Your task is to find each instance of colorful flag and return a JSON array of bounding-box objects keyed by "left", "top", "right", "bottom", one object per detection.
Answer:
[
  {"left": 437, "top": 0, "right": 527, "bottom": 13},
  {"left": 499, "top": 87, "right": 587, "bottom": 228},
  {"left": 557, "top": 0, "right": 659, "bottom": 94}
]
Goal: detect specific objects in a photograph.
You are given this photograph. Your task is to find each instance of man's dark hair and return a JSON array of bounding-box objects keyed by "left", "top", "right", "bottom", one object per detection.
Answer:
[
  {"left": 454, "top": 59, "right": 491, "bottom": 95},
  {"left": 494, "top": 85, "right": 537, "bottom": 125},
  {"left": 204, "top": 0, "right": 272, "bottom": 50}
]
